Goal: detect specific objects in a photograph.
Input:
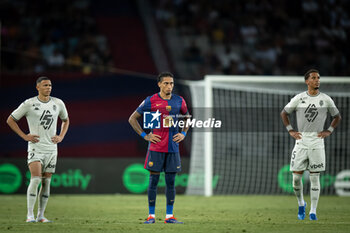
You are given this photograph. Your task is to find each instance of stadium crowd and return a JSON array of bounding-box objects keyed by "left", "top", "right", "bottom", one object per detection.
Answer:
[
  {"left": 1, "top": 0, "right": 113, "bottom": 74},
  {"left": 152, "top": 0, "right": 350, "bottom": 76},
  {"left": 1, "top": 0, "right": 349, "bottom": 77}
]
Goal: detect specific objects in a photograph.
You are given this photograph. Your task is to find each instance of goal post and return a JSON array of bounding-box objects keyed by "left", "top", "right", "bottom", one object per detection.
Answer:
[{"left": 185, "top": 75, "right": 350, "bottom": 196}]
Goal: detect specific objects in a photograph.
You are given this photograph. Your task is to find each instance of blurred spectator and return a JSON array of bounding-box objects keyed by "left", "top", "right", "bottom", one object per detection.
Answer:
[
  {"left": 183, "top": 41, "right": 203, "bottom": 63},
  {"left": 47, "top": 49, "right": 65, "bottom": 68},
  {"left": 152, "top": 0, "right": 350, "bottom": 77},
  {"left": 1, "top": 0, "right": 113, "bottom": 74},
  {"left": 218, "top": 46, "right": 240, "bottom": 70}
]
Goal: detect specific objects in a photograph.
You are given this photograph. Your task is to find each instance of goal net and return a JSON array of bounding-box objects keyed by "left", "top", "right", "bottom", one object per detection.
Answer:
[{"left": 185, "top": 76, "right": 350, "bottom": 196}]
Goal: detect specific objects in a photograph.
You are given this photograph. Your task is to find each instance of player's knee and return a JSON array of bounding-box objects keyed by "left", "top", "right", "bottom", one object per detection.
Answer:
[
  {"left": 292, "top": 173, "right": 302, "bottom": 189},
  {"left": 165, "top": 173, "right": 176, "bottom": 188},
  {"left": 43, "top": 172, "right": 53, "bottom": 178},
  {"left": 28, "top": 176, "right": 41, "bottom": 195},
  {"left": 42, "top": 178, "right": 51, "bottom": 194},
  {"left": 309, "top": 173, "right": 320, "bottom": 188},
  {"left": 30, "top": 176, "right": 41, "bottom": 186},
  {"left": 149, "top": 174, "right": 160, "bottom": 190}
]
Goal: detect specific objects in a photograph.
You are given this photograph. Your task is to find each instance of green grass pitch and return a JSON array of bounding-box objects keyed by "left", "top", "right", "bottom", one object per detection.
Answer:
[{"left": 0, "top": 195, "right": 349, "bottom": 233}]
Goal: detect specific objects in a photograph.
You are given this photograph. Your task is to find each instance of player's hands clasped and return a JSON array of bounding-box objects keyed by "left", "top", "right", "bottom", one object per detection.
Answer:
[
  {"left": 24, "top": 134, "right": 40, "bottom": 143},
  {"left": 317, "top": 130, "right": 331, "bottom": 139},
  {"left": 51, "top": 135, "right": 63, "bottom": 144},
  {"left": 289, "top": 130, "right": 302, "bottom": 140},
  {"left": 173, "top": 133, "right": 185, "bottom": 143},
  {"left": 145, "top": 133, "right": 161, "bottom": 143}
]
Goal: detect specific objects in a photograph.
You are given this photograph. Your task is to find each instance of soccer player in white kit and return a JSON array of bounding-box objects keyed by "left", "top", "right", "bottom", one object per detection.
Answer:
[
  {"left": 280, "top": 69, "right": 341, "bottom": 220},
  {"left": 6, "top": 77, "right": 70, "bottom": 223}
]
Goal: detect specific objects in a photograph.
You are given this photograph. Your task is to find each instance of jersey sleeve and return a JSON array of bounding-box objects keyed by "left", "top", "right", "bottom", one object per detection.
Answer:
[
  {"left": 136, "top": 96, "right": 151, "bottom": 115},
  {"left": 58, "top": 99, "right": 69, "bottom": 120},
  {"left": 180, "top": 97, "right": 189, "bottom": 115},
  {"left": 11, "top": 99, "right": 30, "bottom": 121},
  {"left": 326, "top": 96, "right": 340, "bottom": 117},
  {"left": 284, "top": 94, "right": 300, "bottom": 114}
]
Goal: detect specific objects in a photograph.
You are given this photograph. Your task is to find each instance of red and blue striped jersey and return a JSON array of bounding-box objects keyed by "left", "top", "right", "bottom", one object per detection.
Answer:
[{"left": 136, "top": 93, "right": 189, "bottom": 153}]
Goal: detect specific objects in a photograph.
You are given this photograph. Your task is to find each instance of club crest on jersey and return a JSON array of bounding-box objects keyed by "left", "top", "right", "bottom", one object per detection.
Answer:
[
  {"left": 148, "top": 162, "right": 153, "bottom": 167},
  {"left": 163, "top": 115, "right": 174, "bottom": 127},
  {"left": 319, "top": 100, "right": 324, "bottom": 106},
  {"left": 166, "top": 106, "right": 172, "bottom": 112},
  {"left": 53, "top": 105, "right": 57, "bottom": 111}
]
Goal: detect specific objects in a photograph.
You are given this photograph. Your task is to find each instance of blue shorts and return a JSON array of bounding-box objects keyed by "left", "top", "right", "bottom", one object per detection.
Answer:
[{"left": 144, "top": 151, "right": 181, "bottom": 173}]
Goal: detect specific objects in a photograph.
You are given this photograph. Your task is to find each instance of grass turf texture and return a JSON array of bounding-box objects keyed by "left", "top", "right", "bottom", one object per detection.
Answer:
[{"left": 0, "top": 195, "right": 349, "bottom": 233}]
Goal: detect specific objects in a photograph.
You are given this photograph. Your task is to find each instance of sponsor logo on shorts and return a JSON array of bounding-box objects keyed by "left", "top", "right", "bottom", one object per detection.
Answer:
[
  {"left": 310, "top": 163, "right": 324, "bottom": 169},
  {"left": 47, "top": 164, "right": 56, "bottom": 169}
]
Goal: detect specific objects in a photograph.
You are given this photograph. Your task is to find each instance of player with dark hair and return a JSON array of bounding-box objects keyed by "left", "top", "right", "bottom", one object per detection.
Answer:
[
  {"left": 7, "top": 76, "right": 70, "bottom": 223},
  {"left": 281, "top": 69, "right": 341, "bottom": 220},
  {"left": 129, "top": 72, "right": 189, "bottom": 224}
]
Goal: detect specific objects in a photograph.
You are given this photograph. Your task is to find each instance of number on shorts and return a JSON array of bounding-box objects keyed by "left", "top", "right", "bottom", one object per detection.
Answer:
[
  {"left": 29, "top": 152, "right": 35, "bottom": 159},
  {"left": 292, "top": 151, "right": 296, "bottom": 160}
]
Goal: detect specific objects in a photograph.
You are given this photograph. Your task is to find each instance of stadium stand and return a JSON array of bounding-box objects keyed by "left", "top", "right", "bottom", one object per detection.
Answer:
[{"left": 150, "top": 0, "right": 350, "bottom": 78}]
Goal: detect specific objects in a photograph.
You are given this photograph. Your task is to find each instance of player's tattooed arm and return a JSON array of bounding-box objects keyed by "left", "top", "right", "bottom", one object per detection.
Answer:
[
  {"left": 173, "top": 133, "right": 185, "bottom": 143},
  {"left": 173, "top": 114, "right": 190, "bottom": 143},
  {"left": 129, "top": 111, "right": 161, "bottom": 143},
  {"left": 280, "top": 109, "right": 302, "bottom": 140},
  {"left": 318, "top": 114, "right": 341, "bottom": 138},
  {"left": 144, "top": 133, "right": 161, "bottom": 143},
  {"left": 52, "top": 117, "right": 70, "bottom": 144}
]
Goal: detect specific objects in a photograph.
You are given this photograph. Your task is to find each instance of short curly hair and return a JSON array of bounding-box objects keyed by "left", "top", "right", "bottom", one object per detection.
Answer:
[{"left": 304, "top": 69, "right": 319, "bottom": 80}]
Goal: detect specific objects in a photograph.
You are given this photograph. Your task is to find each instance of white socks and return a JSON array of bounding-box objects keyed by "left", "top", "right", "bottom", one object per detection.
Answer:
[
  {"left": 27, "top": 176, "right": 41, "bottom": 218},
  {"left": 292, "top": 173, "right": 304, "bottom": 206},
  {"left": 37, "top": 178, "right": 51, "bottom": 219},
  {"left": 309, "top": 173, "right": 320, "bottom": 214}
]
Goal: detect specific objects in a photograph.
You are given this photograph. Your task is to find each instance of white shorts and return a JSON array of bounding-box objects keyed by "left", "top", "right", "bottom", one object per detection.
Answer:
[
  {"left": 290, "top": 145, "right": 325, "bottom": 172},
  {"left": 27, "top": 151, "right": 57, "bottom": 173}
]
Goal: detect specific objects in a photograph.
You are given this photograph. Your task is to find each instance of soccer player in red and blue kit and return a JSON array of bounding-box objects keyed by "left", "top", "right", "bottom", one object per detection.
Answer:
[{"left": 129, "top": 72, "right": 190, "bottom": 224}]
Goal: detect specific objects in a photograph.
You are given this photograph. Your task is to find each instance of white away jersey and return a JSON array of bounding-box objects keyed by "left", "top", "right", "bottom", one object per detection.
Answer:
[
  {"left": 11, "top": 96, "right": 68, "bottom": 152},
  {"left": 284, "top": 91, "right": 339, "bottom": 148}
]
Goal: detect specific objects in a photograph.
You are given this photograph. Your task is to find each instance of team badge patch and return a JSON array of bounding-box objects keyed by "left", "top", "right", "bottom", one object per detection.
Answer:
[
  {"left": 166, "top": 105, "right": 172, "bottom": 112},
  {"left": 148, "top": 162, "right": 153, "bottom": 167},
  {"left": 163, "top": 115, "right": 174, "bottom": 128},
  {"left": 319, "top": 100, "right": 324, "bottom": 106},
  {"left": 53, "top": 105, "right": 57, "bottom": 111}
]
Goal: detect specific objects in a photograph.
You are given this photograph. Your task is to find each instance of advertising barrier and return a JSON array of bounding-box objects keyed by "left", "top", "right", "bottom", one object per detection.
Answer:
[{"left": 0, "top": 158, "right": 190, "bottom": 194}]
